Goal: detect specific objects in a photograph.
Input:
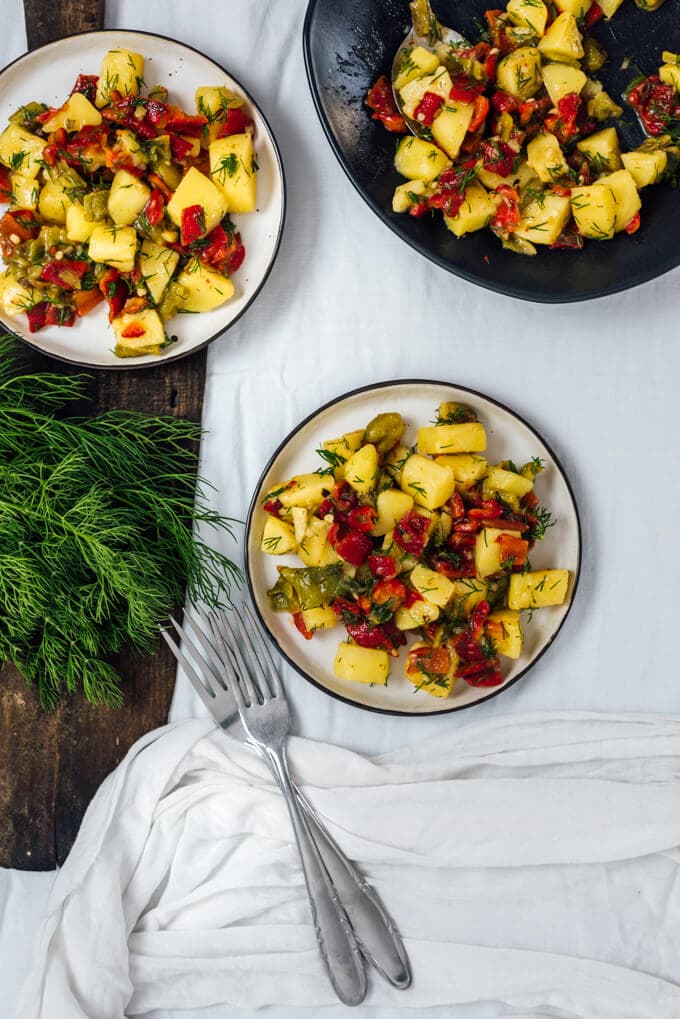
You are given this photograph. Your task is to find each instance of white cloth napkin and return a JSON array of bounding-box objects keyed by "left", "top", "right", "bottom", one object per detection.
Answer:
[{"left": 15, "top": 712, "right": 680, "bottom": 1019}]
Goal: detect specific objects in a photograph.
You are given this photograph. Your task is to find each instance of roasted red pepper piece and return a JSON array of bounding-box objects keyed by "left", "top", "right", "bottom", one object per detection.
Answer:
[
  {"left": 404, "top": 588, "right": 423, "bottom": 609},
  {"left": 73, "top": 288, "right": 104, "bottom": 317},
  {"left": 44, "top": 304, "right": 76, "bottom": 327},
  {"left": 180, "top": 204, "right": 206, "bottom": 246},
  {"left": 372, "top": 578, "right": 406, "bottom": 606},
  {"left": 413, "top": 91, "right": 445, "bottom": 126},
  {"left": 262, "top": 498, "right": 282, "bottom": 517},
  {"left": 216, "top": 107, "right": 255, "bottom": 137},
  {"left": 470, "top": 600, "right": 491, "bottom": 638},
  {"left": 449, "top": 74, "right": 485, "bottom": 105},
  {"left": 196, "top": 223, "right": 246, "bottom": 274},
  {"left": 583, "top": 1, "right": 604, "bottom": 29},
  {"left": 26, "top": 302, "right": 48, "bottom": 333},
  {"left": 334, "top": 529, "right": 373, "bottom": 566},
  {"left": 331, "top": 597, "right": 364, "bottom": 624},
  {"left": 408, "top": 644, "right": 452, "bottom": 678},
  {"left": 393, "top": 510, "right": 430, "bottom": 555},
  {"left": 293, "top": 612, "right": 313, "bottom": 640},
  {"left": 346, "top": 620, "right": 405, "bottom": 652},
  {"left": 0, "top": 166, "right": 12, "bottom": 203},
  {"left": 169, "top": 133, "right": 195, "bottom": 162},
  {"left": 491, "top": 90, "right": 518, "bottom": 114},
  {"left": 143, "top": 188, "right": 166, "bottom": 228},
  {"left": 347, "top": 505, "right": 377, "bottom": 533},
  {"left": 491, "top": 184, "right": 521, "bottom": 233},
  {"left": 481, "top": 140, "right": 516, "bottom": 178},
  {"left": 166, "top": 109, "right": 208, "bottom": 137},
  {"left": 98, "top": 269, "right": 128, "bottom": 322},
  {"left": 40, "top": 259, "right": 89, "bottom": 290},
  {"left": 498, "top": 533, "right": 529, "bottom": 567},
  {"left": 71, "top": 74, "right": 99, "bottom": 103},
  {"left": 625, "top": 211, "right": 641, "bottom": 235},
  {"left": 367, "top": 554, "right": 398, "bottom": 579},
  {"left": 468, "top": 94, "right": 490, "bottom": 134},
  {"left": 365, "top": 75, "right": 407, "bottom": 134}
]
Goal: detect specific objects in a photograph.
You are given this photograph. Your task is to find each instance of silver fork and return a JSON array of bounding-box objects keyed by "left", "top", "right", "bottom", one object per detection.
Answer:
[{"left": 162, "top": 605, "right": 411, "bottom": 1001}]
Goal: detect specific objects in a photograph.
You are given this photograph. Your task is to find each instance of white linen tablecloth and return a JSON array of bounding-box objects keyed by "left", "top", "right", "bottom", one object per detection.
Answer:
[{"left": 1, "top": 0, "right": 680, "bottom": 1016}]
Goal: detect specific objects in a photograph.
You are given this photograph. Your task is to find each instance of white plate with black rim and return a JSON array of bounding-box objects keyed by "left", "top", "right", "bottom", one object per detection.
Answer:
[
  {"left": 246, "top": 380, "right": 581, "bottom": 716},
  {"left": 0, "top": 29, "right": 285, "bottom": 368}
]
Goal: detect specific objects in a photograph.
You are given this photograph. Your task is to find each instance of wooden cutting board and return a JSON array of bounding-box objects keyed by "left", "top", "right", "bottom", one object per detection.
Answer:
[{"left": 0, "top": 1, "right": 208, "bottom": 870}]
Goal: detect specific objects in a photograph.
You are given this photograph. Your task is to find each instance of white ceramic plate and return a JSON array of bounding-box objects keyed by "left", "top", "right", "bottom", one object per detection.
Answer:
[
  {"left": 246, "top": 381, "right": 581, "bottom": 715},
  {"left": 0, "top": 30, "right": 285, "bottom": 368}
]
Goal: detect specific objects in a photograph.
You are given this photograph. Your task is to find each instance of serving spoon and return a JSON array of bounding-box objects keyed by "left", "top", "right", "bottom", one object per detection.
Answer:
[{"left": 391, "top": 0, "right": 468, "bottom": 137}]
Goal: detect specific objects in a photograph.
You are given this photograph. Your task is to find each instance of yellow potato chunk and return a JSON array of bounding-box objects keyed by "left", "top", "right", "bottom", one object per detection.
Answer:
[
  {"left": 487, "top": 610, "right": 524, "bottom": 659},
  {"left": 538, "top": 13, "right": 583, "bottom": 62},
  {"left": 174, "top": 260, "right": 235, "bottom": 312},
  {"left": 372, "top": 489, "right": 414, "bottom": 537},
  {"left": 541, "top": 63, "right": 587, "bottom": 106},
  {"left": 405, "top": 642, "right": 458, "bottom": 698},
  {"left": 209, "top": 134, "right": 257, "bottom": 213},
  {"left": 385, "top": 445, "right": 411, "bottom": 484},
  {"left": 392, "top": 179, "right": 429, "bottom": 213},
  {"left": 96, "top": 48, "right": 145, "bottom": 107},
  {"left": 526, "top": 132, "right": 570, "bottom": 183},
  {"left": 514, "top": 193, "right": 572, "bottom": 245},
  {"left": 166, "top": 167, "right": 228, "bottom": 237},
  {"left": 570, "top": 184, "right": 616, "bottom": 240},
  {"left": 451, "top": 578, "right": 488, "bottom": 615},
  {"left": 107, "top": 168, "right": 150, "bottom": 226},
  {"left": 0, "top": 272, "right": 37, "bottom": 317},
  {"left": 196, "top": 85, "right": 243, "bottom": 143},
  {"left": 139, "top": 239, "right": 180, "bottom": 305},
  {"left": 483, "top": 466, "right": 534, "bottom": 500},
  {"left": 506, "top": 0, "right": 548, "bottom": 36},
  {"left": 394, "top": 600, "right": 441, "bottom": 630},
  {"left": 496, "top": 47, "right": 543, "bottom": 99},
  {"left": 272, "top": 474, "right": 333, "bottom": 510},
  {"left": 394, "top": 136, "right": 451, "bottom": 182},
  {"left": 301, "top": 605, "right": 338, "bottom": 634},
  {"left": 507, "top": 570, "right": 570, "bottom": 609},
  {"left": 621, "top": 149, "right": 667, "bottom": 188},
  {"left": 111, "top": 308, "right": 166, "bottom": 357},
  {"left": 475, "top": 527, "right": 506, "bottom": 578},
  {"left": 598, "top": 170, "right": 641, "bottom": 233},
  {"left": 89, "top": 225, "right": 138, "bottom": 272},
  {"left": 0, "top": 124, "right": 45, "bottom": 179},
  {"left": 576, "top": 127, "right": 622, "bottom": 174},
  {"left": 41, "top": 93, "right": 102, "bottom": 133},
  {"left": 554, "top": 0, "right": 592, "bottom": 14},
  {"left": 418, "top": 422, "right": 487, "bottom": 455},
  {"left": 260, "top": 516, "right": 297, "bottom": 555},
  {"left": 444, "top": 182, "right": 498, "bottom": 237},
  {"left": 393, "top": 45, "right": 440, "bottom": 90},
  {"left": 430, "top": 102, "right": 474, "bottom": 160},
  {"left": 435, "top": 453, "right": 488, "bottom": 488},
  {"left": 410, "top": 564, "right": 455, "bottom": 608},
  {"left": 297, "top": 518, "right": 339, "bottom": 568},
  {"left": 322, "top": 428, "right": 365, "bottom": 478},
  {"left": 334, "top": 643, "right": 390, "bottom": 685},
  {"left": 398, "top": 66, "right": 453, "bottom": 118},
  {"left": 596, "top": 0, "right": 624, "bottom": 16},
  {"left": 65, "top": 202, "right": 96, "bottom": 242},
  {"left": 400, "top": 454, "right": 456, "bottom": 510},
  {"left": 344, "top": 444, "right": 379, "bottom": 495},
  {"left": 660, "top": 63, "right": 680, "bottom": 92},
  {"left": 10, "top": 172, "right": 39, "bottom": 210}
]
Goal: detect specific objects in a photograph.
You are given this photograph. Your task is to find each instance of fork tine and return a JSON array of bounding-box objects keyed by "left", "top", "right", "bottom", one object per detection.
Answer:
[
  {"left": 231, "top": 610, "right": 276, "bottom": 700},
  {"left": 243, "top": 603, "right": 283, "bottom": 697},
  {"left": 161, "top": 625, "right": 217, "bottom": 712},
  {"left": 208, "top": 612, "right": 249, "bottom": 707},
  {"left": 170, "top": 613, "right": 224, "bottom": 693},
  {"left": 189, "top": 607, "right": 230, "bottom": 690},
  {"left": 216, "top": 611, "right": 262, "bottom": 706}
]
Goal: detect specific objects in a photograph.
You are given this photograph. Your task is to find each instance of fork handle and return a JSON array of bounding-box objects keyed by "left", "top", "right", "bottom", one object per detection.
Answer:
[
  {"left": 295, "top": 789, "right": 411, "bottom": 989},
  {"left": 263, "top": 745, "right": 367, "bottom": 1006}
]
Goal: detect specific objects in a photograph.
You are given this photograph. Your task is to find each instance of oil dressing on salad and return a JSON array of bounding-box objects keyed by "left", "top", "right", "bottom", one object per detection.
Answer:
[
  {"left": 0, "top": 48, "right": 258, "bottom": 355},
  {"left": 260, "top": 405, "right": 570, "bottom": 699},
  {"left": 366, "top": 0, "right": 678, "bottom": 254}
]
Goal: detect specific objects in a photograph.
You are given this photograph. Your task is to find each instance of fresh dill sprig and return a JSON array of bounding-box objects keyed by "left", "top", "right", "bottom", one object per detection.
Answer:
[{"left": 0, "top": 336, "right": 241, "bottom": 710}]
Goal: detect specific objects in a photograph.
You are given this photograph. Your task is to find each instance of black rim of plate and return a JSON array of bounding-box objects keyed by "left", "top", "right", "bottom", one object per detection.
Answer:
[
  {"left": 302, "top": 0, "right": 678, "bottom": 305},
  {"left": 245, "top": 378, "right": 583, "bottom": 716},
  {"left": 0, "top": 28, "right": 286, "bottom": 370}
]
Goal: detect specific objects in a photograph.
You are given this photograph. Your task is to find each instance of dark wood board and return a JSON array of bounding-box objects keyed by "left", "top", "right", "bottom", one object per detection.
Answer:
[{"left": 0, "top": 3, "right": 208, "bottom": 870}]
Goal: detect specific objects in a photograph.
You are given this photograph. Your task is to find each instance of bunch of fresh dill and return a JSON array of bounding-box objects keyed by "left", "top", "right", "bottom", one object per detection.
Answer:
[{"left": 0, "top": 335, "right": 241, "bottom": 709}]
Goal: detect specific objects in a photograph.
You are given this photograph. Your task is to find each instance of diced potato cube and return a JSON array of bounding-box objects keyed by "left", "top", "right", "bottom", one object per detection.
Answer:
[
  {"left": 576, "top": 127, "right": 622, "bottom": 174},
  {"left": 435, "top": 453, "right": 488, "bottom": 487},
  {"left": 385, "top": 445, "right": 411, "bottom": 483},
  {"left": 393, "top": 45, "right": 440, "bottom": 90},
  {"left": 495, "top": 47, "right": 543, "bottom": 99},
  {"left": 209, "top": 134, "right": 257, "bottom": 213},
  {"left": 275, "top": 474, "right": 333, "bottom": 510},
  {"left": 96, "top": 48, "right": 145, "bottom": 107},
  {"left": 484, "top": 466, "right": 534, "bottom": 499},
  {"left": 394, "top": 600, "right": 441, "bottom": 629},
  {"left": 166, "top": 167, "right": 228, "bottom": 236},
  {"left": 39, "top": 172, "right": 84, "bottom": 224},
  {"left": 260, "top": 516, "right": 297, "bottom": 555},
  {"left": 394, "top": 136, "right": 451, "bottom": 182},
  {"left": 0, "top": 124, "right": 45, "bottom": 179},
  {"left": 196, "top": 85, "right": 243, "bottom": 143},
  {"left": 430, "top": 102, "right": 474, "bottom": 160},
  {"left": 392, "top": 179, "right": 429, "bottom": 213},
  {"left": 88, "top": 224, "right": 138, "bottom": 272},
  {"left": 486, "top": 610, "right": 524, "bottom": 659},
  {"left": 621, "top": 149, "right": 667, "bottom": 188},
  {"left": 660, "top": 63, "right": 680, "bottom": 92},
  {"left": 596, "top": 0, "right": 624, "bottom": 16},
  {"left": 290, "top": 506, "right": 308, "bottom": 544},
  {"left": 598, "top": 170, "right": 641, "bottom": 233},
  {"left": 399, "top": 66, "right": 453, "bottom": 118},
  {"left": 514, "top": 192, "right": 572, "bottom": 245},
  {"left": 322, "top": 428, "right": 365, "bottom": 478},
  {"left": 65, "top": 202, "right": 95, "bottom": 242},
  {"left": 477, "top": 158, "right": 536, "bottom": 192},
  {"left": 444, "top": 182, "right": 498, "bottom": 237},
  {"left": 174, "top": 260, "right": 235, "bottom": 312},
  {"left": 139, "top": 239, "right": 180, "bottom": 305},
  {"left": 538, "top": 13, "right": 583, "bottom": 62},
  {"left": 418, "top": 422, "right": 487, "bottom": 455},
  {"left": 373, "top": 489, "right": 414, "bottom": 537},
  {"left": 334, "top": 643, "right": 389, "bottom": 685},
  {"left": 570, "top": 183, "right": 616, "bottom": 240},
  {"left": 405, "top": 642, "right": 458, "bottom": 697},
  {"left": 10, "top": 172, "right": 39, "bottom": 210},
  {"left": 41, "top": 93, "right": 102, "bottom": 133},
  {"left": 107, "top": 168, "right": 150, "bottom": 227},
  {"left": 410, "top": 564, "right": 455, "bottom": 608},
  {"left": 526, "top": 132, "right": 570, "bottom": 183},
  {"left": 400, "top": 454, "right": 456, "bottom": 510},
  {"left": 475, "top": 527, "right": 506, "bottom": 578},
  {"left": 507, "top": 569, "right": 570, "bottom": 609},
  {"left": 344, "top": 444, "right": 379, "bottom": 495},
  {"left": 111, "top": 308, "right": 166, "bottom": 357},
  {"left": 297, "top": 518, "right": 339, "bottom": 567},
  {"left": 506, "top": 0, "right": 548, "bottom": 36},
  {"left": 0, "top": 272, "right": 37, "bottom": 316},
  {"left": 451, "top": 578, "right": 488, "bottom": 615},
  {"left": 554, "top": 0, "right": 592, "bottom": 16},
  {"left": 301, "top": 605, "right": 338, "bottom": 633},
  {"left": 541, "top": 63, "right": 586, "bottom": 105}
]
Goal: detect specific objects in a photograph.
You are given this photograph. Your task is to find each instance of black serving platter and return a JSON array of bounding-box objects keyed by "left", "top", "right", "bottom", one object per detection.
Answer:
[{"left": 303, "top": 0, "right": 680, "bottom": 303}]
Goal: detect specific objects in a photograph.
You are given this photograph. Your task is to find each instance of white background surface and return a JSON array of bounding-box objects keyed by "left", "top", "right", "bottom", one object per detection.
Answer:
[{"left": 0, "top": 0, "right": 679, "bottom": 1016}]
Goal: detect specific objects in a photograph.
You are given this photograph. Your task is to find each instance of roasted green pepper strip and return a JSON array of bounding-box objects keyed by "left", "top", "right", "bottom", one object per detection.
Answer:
[{"left": 270, "top": 564, "right": 346, "bottom": 612}]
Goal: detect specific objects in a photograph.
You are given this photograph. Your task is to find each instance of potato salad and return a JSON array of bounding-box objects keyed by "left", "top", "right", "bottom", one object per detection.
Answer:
[
  {"left": 0, "top": 48, "right": 258, "bottom": 355},
  {"left": 366, "top": 0, "right": 678, "bottom": 254},
  {"left": 261, "top": 405, "right": 570, "bottom": 698}
]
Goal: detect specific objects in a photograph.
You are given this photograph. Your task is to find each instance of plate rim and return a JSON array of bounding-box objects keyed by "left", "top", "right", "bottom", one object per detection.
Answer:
[
  {"left": 302, "top": 0, "right": 678, "bottom": 306},
  {"left": 0, "top": 27, "right": 287, "bottom": 370},
  {"left": 245, "top": 377, "right": 583, "bottom": 717}
]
